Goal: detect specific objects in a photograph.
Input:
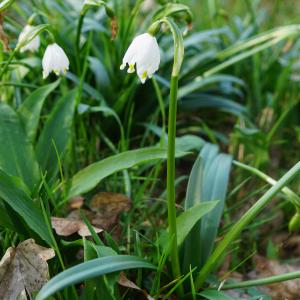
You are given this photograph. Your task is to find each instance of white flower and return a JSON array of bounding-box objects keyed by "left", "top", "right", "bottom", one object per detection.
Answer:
[
  {"left": 42, "top": 43, "right": 70, "bottom": 79},
  {"left": 120, "top": 33, "right": 160, "bottom": 84},
  {"left": 18, "top": 25, "right": 40, "bottom": 53}
]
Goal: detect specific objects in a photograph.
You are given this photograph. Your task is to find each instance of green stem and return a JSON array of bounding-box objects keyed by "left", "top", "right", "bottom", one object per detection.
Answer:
[
  {"left": 0, "top": 48, "right": 18, "bottom": 80},
  {"left": 75, "top": 13, "right": 85, "bottom": 72},
  {"left": 233, "top": 160, "right": 300, "bottom": 209},
  {"left": 195, "top": 161, "right": 300, "bottom": 289},
  {"left": 167, "top": 75, "right": 182, "bottom": 287},
  {"left": 151, "top": 17, "right": 184, "bottom": 297},
  {"left": 220, "top": 269, "right": 300, "bottom": 290}
]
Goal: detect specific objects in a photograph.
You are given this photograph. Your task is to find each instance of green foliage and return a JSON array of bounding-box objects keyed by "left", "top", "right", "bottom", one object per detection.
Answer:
[{"left": 0, "top": 0, "right": 300, "bottom": 299}]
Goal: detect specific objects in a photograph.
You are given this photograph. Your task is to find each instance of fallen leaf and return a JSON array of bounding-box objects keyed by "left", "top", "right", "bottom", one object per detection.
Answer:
[
  {"left": 0, "top": 239, "right": 55, "bottom": 300},
  {"left": 251, "top": 255, "right": 300, "bottom": 299},
  {"left": 51, "top": 216, "right": 102, "bottom": 237},
  {"left": 118, "top": 272, "right": 154, "bottom": 300},
  {"left": 90, "top": 192, "right": 131, "bottom": 230},
  {"left": 68, "top": 195, "right": 84, "bottom": 210}
]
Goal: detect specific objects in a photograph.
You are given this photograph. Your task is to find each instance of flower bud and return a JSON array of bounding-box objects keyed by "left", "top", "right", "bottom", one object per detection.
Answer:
[{"left": 288, "top": 212, "right": 300, "bottom": 233}]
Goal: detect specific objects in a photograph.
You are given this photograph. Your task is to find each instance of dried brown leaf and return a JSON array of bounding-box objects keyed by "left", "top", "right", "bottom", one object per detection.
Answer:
[
  {"left": 90, "top": 192, "right": 131, "bottom": 230},
  {"left": 118, "top": 272, "right": 154, "bottom": 300},
  {"left": 51, "top": 216, "right": 102, "bottom": 237},
  {"left": 0, "top": 239, "right": 55, "bottom": 300}
]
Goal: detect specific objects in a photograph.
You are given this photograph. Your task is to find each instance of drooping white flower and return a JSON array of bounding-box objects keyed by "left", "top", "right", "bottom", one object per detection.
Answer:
[
  {"left": 120, "top": 33, "right": 160, "bottom": 84},
  {"left": 42, "top": 43, "right": 70, "bottom": 79},
  {"left": 18, "top": 25, "right": 40, "bottom": 53}
]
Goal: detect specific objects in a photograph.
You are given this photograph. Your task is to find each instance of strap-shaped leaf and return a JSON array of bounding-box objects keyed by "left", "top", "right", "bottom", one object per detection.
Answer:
[
  {"left": 36, "top": 255, "right": 156, "bottom": 300},
  {"left": 68, "top": 147, "right": 186, "bottom": 198}
]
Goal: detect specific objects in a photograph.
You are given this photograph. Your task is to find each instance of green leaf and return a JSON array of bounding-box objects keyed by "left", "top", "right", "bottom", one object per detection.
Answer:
[
  {"left": 0, "top": 102, "right": 40, "bottom": 191},
  {"left": 0, "top": 170, "right": 52, "bottom": 245},
  {"left": 36, "top": 255, "right": 156, "bottom": 300},
  {"left": 160, "top": 201, "right": 218, "bottom": 248},
  {"left": 18, "top": 80, "right": 60, "bottom": 143},
  {"left": 36, "top": 89, "right": 77, "bottom": 180},
  {"left": 183, "top": 143, "right": 232, "bottom": 271},
  {"left": 200, "top": 152, "right": 232, "bottom": 265},
  {"left": 68, "top": 147, "right": 186, "bottom": 198}
]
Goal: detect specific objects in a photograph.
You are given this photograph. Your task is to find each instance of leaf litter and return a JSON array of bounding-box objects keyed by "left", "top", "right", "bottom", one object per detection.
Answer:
[{"left": 0, "top": 239, "right": 55, "bottom": 300}]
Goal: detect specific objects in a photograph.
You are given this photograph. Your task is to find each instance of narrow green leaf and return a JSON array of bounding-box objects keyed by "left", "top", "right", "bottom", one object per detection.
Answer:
[
  {"left": 18, "top": 80, "right": 60, "bottom": 143},
  {"left": 68, "top": 147, "right": 186, "bottom": 198},
  {"left": 36, "top": 255, "right": 156, "bottom": 300},
  {"left": 0, "top": 170, "right": 52, "bottom": 245},
  {"left": 0, "top": 102, "right": 40, "bottom": 191},
  {"left": 36, "top": 89, "right": 77, "bottom": 180}
]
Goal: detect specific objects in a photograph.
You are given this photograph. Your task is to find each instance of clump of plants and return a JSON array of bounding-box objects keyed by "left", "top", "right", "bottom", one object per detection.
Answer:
[{"left": 0, "top": 0, "right": 299, "bottom": 299}]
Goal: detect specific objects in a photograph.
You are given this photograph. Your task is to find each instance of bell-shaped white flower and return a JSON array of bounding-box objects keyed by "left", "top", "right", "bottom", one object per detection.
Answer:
[
  {"left": 42, "top": 43, "right": 70, "bottom": 79},
  {"left": 18, "top": 25, "right": 40, "bottom": 53},
  {"left": 120, "top": 33, "right": 160, "bottom": 84}
]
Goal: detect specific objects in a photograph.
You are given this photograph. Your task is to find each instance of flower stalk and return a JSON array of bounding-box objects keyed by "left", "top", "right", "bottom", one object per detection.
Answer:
[
  {"left": 167, "top": 74, "right": 180, "bottom": 280},
  {"left": 160, "top": 17, "right": 184, "bottom": 295}
]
